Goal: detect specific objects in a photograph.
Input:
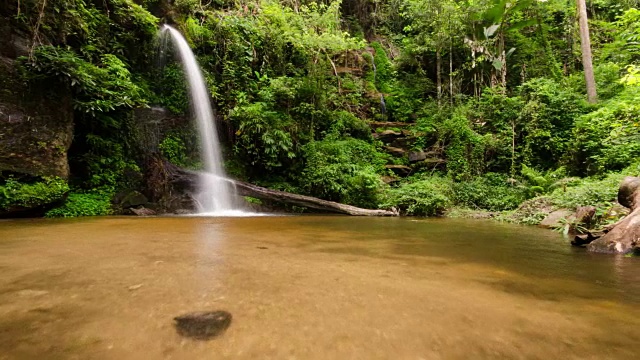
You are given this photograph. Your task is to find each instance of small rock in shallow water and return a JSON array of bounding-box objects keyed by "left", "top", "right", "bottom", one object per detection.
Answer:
[
  {"left": 174, "top": 311, "right": 232, "bottom": 340},
  {"left": 128, "top": 284, "right": 143, "bottom": 291}
]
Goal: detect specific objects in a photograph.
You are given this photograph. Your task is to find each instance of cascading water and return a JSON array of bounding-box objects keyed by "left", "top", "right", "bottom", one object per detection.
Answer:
[{"left": 160, "top": 25, "right": 245, "bottom": 215}]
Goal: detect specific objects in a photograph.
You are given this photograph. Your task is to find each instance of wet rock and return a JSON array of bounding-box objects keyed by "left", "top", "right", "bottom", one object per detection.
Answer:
[
  {"left": 174, "top": 209, "right": 192, "bottom": 215},
  {"left": 617, "top": 176, "right": 640, "bottom": 209},
  {"left": 174, "top": 311, "right": 232, "bottom": 340},
  {"left": 381, "top": 175, "right": 399, "bottom": 184},
  {"left": 368, "top": 122, "right": 411, "bottom": 131},
  {"left": 127, "top": 284, "right": 143, "bottom": 291},
  {"left": 574, "top": 206, "right": 596, "bottom": 226},
  {"left": 385, "top": 165, "right": 412, "bottom": 177},
  {"left": 389, "top": 136, "right": 416, "bottom": 149},
  {"left": 384, "top": 146, "right": 406, "bottom": 157},
  {"left": 572, "top": 231, "right": 605, "bottom": 247},
  {"left": 120, "top": 191, "right": 148, "bottom": 209},
  {"left": 539, "top": 209, "right": 572, "bottom": 228},
  {"left": 128, "top": 207, "right": 157, "bottom": 216},
  {"left": 408, "top": 151, "right": 428, "bottom": 163},
  {"left": 373, "top": 130, "right": 403, "bottom": 143},
  {"left": 587, "top": 177, "right": 640, "bottom": 254}
]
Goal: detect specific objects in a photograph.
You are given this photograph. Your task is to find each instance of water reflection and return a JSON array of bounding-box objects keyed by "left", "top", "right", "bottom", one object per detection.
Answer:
[{"left": 194, "top": 219, "right": 227, "bottom": 301}]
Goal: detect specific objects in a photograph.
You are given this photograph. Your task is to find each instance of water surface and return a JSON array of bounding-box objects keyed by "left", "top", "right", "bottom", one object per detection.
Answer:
[{"left": 0, "top": 216, "right": 638, "bottom": 359}]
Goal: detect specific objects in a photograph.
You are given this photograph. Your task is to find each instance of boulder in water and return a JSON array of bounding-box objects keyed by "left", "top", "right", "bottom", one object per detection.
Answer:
[
  {"left": 174, "top": 311, "right": 232, "bottom": 340},
  {"left": 588, "top": 177, "right": 640, "bottom": 254}
]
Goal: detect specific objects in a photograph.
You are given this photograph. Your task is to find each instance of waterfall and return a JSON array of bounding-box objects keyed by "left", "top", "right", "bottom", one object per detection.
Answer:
[{"left": 160, "top": 25, "right": 245, "bottom": 215}]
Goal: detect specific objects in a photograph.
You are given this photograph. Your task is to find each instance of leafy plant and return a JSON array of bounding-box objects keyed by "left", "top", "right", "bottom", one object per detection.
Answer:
[
  {"left": 45, "top": 190, "right": 113, "bottom": 217},
  {"left": 0, "top": 176, "right": 69, "bottom": 211},
  {"left": 159, "top": 135, "right": 188, "bottom": 167},
  {"left": 453, "top": 172, "right": 527, "bottom": 211},
  {"left": 299, "top": 138, "right": 387, "bottom": 208},
  {"left": 381, "top": 175, "right": 453, "bottom": 216}
]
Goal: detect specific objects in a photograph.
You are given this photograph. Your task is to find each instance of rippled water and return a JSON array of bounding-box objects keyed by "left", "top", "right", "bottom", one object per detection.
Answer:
[{"left": 0, "top": 216, "right": 639, "bottom": 359}]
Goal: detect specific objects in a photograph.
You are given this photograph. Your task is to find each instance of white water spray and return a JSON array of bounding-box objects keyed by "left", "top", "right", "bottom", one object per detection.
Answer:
[{"left": 160, "top": 25, "right": 246, "bottom": 215}]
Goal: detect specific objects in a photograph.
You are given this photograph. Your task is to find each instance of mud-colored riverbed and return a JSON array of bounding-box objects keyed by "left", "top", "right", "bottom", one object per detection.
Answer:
[{"left": 0, "top": 216, "right": 639, "bottom": 359}]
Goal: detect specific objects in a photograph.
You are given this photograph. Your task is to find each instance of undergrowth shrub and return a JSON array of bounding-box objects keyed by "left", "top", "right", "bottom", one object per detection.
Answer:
[
  {"left": 452, "top": 173, "right": 527, "bottom": 211},
  {"left": 159, "top": 134, "right": 188, "bottom": 167},
  {"left": 547, "top": 173, "right": 627, "bottom": 209},
  {"left": 299, "top": 138, "right": 387, "bottom": 208},
  {"left": 572, "top": 86, "right": 640, "bottom": 175},
  {"left": 45, "top": 190, "right": 113, "bottom": 217},
  {"left": 381, "top": 176, "right": 452, "bottom": 216}
]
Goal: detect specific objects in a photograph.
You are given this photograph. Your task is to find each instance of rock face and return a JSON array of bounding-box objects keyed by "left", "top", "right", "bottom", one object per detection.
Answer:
[
  {"left": 119, "top": 191, "right": 149, "bottom": 209},
  {"left": 587, "top": 177, "right": 640, "bottom": 254},
  {"left": 0, "top": 25, "right": 74, "bottom": 179}
]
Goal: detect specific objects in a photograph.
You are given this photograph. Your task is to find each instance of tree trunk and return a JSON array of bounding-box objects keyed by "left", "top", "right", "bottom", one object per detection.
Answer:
[
  {"left": 232, "top": 180, "right": 398, "bottom": 216},
  {"left": 449, "top": 41, "right": 453, "bottom": 105},
  {"left": 576, "top": 0, "right": 597, "bottom": 103},
  {"left": 146, "top": 154, "right": 398, "bottom": 217},
  {"left": 587, "top": 177, "right": 640, "bottom": 254},
  {"left": 436, "top": 47, "right": 442, "bottom": 105},
  {"left": 499, "top": 32, "right": 507, "bottom": 91}
]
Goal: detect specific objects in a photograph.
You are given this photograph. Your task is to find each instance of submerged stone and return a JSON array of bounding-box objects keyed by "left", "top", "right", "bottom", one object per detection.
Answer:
[{"left": 174, "top": 311, "right": 232, "bottom": 340}]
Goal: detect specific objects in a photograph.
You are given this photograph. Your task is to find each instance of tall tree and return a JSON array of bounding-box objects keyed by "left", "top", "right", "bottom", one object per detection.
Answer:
[{"left": 576, "top": 0, "right": 597, "bottom": 103}]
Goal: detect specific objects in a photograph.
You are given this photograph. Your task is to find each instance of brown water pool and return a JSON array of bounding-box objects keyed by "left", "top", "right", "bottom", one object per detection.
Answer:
[{"left": 0, "top": 216, "right": 638, "bottom": 359}]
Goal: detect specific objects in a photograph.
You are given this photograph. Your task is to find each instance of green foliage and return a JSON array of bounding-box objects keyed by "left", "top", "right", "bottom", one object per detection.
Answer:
[
  {"left": 452, "top": 173, "right": 527, "bottom": 211},
  {"left": 371, "top": 42, "right": 393, "bottom": 93},
  {"left": 572, "top": 86, "right": 640, "bottom": 175},
  {"left": 517, "top": 78, "right": 587, "bottom": 169},
  {"left": 159, "top": 135, "right": 188, "bottom": 167},
  {"left": 45, "top": 190, "right": 113, "bottom": 217},
  {"left": 520, "top": 164, "right": 566, "bottom": 196},
  {"left": 22, "top": 46, "right": 146, "bottom": 114},
  {"left": 6, "top": 0, "right": 640, "bottom": 219},
  {"left": 0, "top": 177, "right": 69, "bottom": 211},
  {"left": 381, "top": 176, "right": 452, "bottom": 216},
  {"left": 231, "top": 100, "right": 296, "bottom": 172},
  {"left": 547, "top": 173, "right": 627, "bottom": 209},
  {"left": 324, "top": 111, "right": 371, "bottom": 140},
  {"left": 438, "top": 108, "right": 487, "bottom": 180},
  {"left": 155, "top": 64, "right": 189, "bottom": 114},
  {"left": 299, "top": 138, "right": 387, "bottom": 208}
]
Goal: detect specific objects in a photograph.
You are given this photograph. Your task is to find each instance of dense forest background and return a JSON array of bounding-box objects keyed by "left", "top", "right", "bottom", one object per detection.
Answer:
[{"left": 1, "top": 0, "right": 640, "bottom": 225}]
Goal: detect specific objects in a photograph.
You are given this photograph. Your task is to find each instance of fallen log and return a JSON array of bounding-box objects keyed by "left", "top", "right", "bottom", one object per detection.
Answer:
[
  {"left": 587, "top": 177, "right": 640, "bottom": 254},
  {"left": 231, "top": 180, "right": 398, "bottom": 216},
  {"left": 145, "top": 154, "right": 398, "bottom": 217}
]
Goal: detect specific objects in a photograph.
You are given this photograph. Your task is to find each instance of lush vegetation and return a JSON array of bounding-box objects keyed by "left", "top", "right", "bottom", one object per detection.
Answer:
[
  {"left": 2, "top": 0, "right": 640, "bottom": 223},
  {"left": 0, "top": 176, "right": 69, "bottom": 212}
]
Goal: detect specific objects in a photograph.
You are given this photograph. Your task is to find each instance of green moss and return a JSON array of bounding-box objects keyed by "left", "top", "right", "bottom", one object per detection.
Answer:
[{"left": 0, "top": 176, "right": 69, "bottom": 211}]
